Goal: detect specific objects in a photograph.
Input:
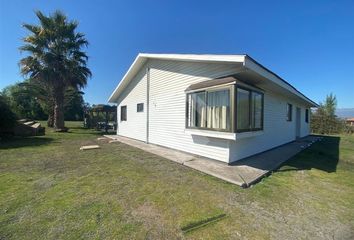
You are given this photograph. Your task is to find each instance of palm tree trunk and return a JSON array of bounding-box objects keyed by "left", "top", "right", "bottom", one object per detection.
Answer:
[
  {"left": 54, "top": 90, "right": 66, "bottom": 131},
  {"left": 47, "top": 111, "right": 54, "bottom": 127}
]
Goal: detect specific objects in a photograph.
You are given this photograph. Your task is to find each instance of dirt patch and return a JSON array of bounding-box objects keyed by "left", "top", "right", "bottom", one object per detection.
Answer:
[{"left": 130, "top": 202, "right": 182, "bottom": 239}]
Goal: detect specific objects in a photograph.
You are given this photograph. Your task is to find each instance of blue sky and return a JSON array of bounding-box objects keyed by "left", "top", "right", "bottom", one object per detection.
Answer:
[{"left": 0, "top": 0, "right": 353, "bottom": 107}]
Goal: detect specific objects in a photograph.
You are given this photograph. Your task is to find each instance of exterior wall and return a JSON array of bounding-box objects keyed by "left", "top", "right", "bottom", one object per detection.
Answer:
[
  {"left": 146, "top": 59, "right": 240, "bottom": 162},
  {"left": 229, "top": 92, "right": 310, "bottom": 162},
  {"left": 114, "top": 59, "right": 311, "bottom": 163},
  {"left": 299, "top": 107, "right": 310, "bottom": 137},
  {"left": 116, "top": 66, "right": 147, "bottom": 142}
]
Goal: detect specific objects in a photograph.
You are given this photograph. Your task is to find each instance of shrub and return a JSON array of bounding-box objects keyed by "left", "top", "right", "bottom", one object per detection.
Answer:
[{"left": 0, "top": 95, "right": 17, "bottom": 134}]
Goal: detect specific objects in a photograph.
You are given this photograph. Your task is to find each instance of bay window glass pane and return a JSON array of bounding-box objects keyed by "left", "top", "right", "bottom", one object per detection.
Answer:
[
  {"left": 237, "top": 88, "right": 250, "bottom": 130},
  {"left": 207, "top": 89, "right": 230, "bottom": 130},
  {"left": 188, "top": 92, "right": 206, "bottom": 128},
  {"left": 252, "top": 92, "right": 262, "bottom": 129}
]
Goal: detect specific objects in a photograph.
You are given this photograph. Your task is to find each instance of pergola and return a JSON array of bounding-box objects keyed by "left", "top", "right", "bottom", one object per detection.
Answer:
[{"left": 84, "top": 104, "right": 116, "bottom": 133}]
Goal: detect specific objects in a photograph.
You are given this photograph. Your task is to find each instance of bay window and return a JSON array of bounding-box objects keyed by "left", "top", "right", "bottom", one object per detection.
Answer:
[{"left": 186, "top": 81, "right": 263, "bottom": 133}]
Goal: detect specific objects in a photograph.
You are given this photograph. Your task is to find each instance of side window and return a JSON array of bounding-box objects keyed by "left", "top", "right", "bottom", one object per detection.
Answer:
[
  {"left": 121, "top": 106, "right": 127, "bottom": 121},
  {"left": 137, "top": 103, "right": 144, "bottom": 112},
  {"left": 236, "top": 88, "right": 264, "bottom": 132},
  {"left": 286, "top": 103, "right": 292, "bottom": 121},
  {"left": 305, "top": 109, "right": 309, "bottom": 123}
]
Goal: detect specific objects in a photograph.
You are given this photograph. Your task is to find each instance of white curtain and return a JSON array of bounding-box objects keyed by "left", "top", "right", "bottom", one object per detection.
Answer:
[{"left": 207, "top": 90, "right": 230, "bottom": 130}]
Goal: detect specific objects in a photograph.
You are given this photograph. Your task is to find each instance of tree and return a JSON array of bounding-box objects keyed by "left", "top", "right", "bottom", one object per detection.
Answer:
[
  {"left": 311, "top": 93, "right": 343, "bottom": 134},
  {"left": 64, "top": 88, "right": 85, "bottom": 121},
  {"left": 324, "top": 93, "right": 337, "bottom": 118},
  {"left": 19, "top": 10, "right": 91, "bottom": 131},
  {"left": 0, "top": 95, "right": 17, "bottom": 134},
  {"left": 1, "top": 82, "right": 47, "bottom": 120}
]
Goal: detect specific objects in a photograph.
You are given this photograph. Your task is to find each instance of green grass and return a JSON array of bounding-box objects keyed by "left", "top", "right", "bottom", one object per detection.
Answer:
[{"left": 1, "top": 122, "right": 353, "bottom": 239}]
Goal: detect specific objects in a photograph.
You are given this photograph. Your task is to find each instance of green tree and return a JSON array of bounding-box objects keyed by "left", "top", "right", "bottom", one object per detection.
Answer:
[
  {"left": 324, "top": 93, "right": 337, "bottom": 118},
  {"left": 64, "top": 88, "right": 85, "bottom": 121},
  {"left": 1, "top": 82, "right": 47, "bottom": 120},
  {"left": 19, "top": 10, "right": 91, "bottom": 131},
  {"left": 0, "top": 95, "right": 17, "bottom": 134},
  {"left": 311, "top": 93, "right": 343, "bottom": 134}
]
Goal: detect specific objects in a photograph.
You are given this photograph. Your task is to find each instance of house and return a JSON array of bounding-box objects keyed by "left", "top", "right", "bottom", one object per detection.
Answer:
[
  {"left": 346, "top": 118, "right": 354, "bottom": 126},
  {"left": 108, "top": 54, "right": 318, "bottom": 163}
]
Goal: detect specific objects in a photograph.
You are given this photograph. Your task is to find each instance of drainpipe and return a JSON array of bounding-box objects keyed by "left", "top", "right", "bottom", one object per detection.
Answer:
[{"left": 146, "top": 67, "right": 150, "bottom": 144}]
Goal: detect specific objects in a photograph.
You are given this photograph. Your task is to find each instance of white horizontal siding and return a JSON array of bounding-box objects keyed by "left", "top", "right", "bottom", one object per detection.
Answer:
[
  {"left": 299, "top": 106, "right": 310, "bottom": 137},
  {"left": 116, "top": 67, "right": 147, "bottom": 142},
  {"left": 114, "top": 59, "right": 311, "bottom": 163},
  {"left": 147, "top": 60, "right": 240, "bottom": 162},
  {"left": 229, "top": 92, "right": 310, "bottom": 162}
]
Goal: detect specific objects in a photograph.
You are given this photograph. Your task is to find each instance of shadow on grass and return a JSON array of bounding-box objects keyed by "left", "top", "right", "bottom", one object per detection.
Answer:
[
  {"left": 65, "top": 128, "right": 116, "bottom": 136},
  {"left": 0, "top": 136, "right": 54, "bottom": 149},
  {"left": 278, "top": 135, "right": 340, "bottom": 173},
  {"left": 66, "top": 129, "right": 104, "bottom": 135}
]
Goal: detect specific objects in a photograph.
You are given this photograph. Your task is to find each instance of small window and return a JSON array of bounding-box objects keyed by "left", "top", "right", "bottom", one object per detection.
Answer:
[
  {"left": 137, "top": 103, "right": 144, "bottom": 112},
  {"left": 286, "top": 103, "right": 292, "bottom": 121},
  {"left": 305, "top": 109, "right": 309, "bottom": 123},
  {"left": 121, "top": 106, "right": 127, "bottom": 121}
]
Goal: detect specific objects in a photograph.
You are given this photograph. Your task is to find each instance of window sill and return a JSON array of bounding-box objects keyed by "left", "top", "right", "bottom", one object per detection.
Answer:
[
  {"left": 185, "top": 129, "right": 264, "bottom": 141},
  {"left": 185, "top": 128, "right": 236, "bottom": 140},
  {"left": 236, "top": 130, "right": 264, "bottom": 139}
]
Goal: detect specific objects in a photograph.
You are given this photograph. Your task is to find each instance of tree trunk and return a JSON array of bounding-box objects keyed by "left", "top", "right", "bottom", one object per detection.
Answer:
[
  {"left": 53, "top": 90, "right": 66, "bottom": 131},
  {"left": 47, "top": 111, "right": 54, "bottom": 127}
]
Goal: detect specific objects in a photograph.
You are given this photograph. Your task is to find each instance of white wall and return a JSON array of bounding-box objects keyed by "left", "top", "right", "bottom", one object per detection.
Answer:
[
  {"left": 298, "top": 105, "right": 310, "bottom": 137},
  {"left": 146, "top": 59, "right": 240, "bottom": 162},
  {"left": 116, "top": 66, "right": 147, "bottom": 142},
  {"left": 115, "top": 59, "right": 311, "bottom": 163}
]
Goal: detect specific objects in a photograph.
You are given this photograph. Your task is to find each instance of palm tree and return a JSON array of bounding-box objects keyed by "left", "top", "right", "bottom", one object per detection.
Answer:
[{"left": 19, "top": 10, "right": 91, "bottom": 131}]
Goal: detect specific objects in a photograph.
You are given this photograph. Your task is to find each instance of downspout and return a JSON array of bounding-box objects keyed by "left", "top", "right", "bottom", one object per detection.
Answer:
[{"left": 146, "top": 67, "right": 150, "bottom": 144}]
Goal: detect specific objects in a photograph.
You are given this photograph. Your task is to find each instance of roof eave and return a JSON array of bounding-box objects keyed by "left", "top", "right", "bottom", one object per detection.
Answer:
[
  {"left": 243, "top": 55, "right": 318, "bottom": 107},
  {"left": 108, "top": 53, "right": 318, "bottom": 108}
]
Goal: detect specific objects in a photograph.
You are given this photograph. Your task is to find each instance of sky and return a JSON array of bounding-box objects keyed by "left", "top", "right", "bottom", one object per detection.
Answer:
[{"left": 0, "top": 0, "right": 353, "bottom": 108}]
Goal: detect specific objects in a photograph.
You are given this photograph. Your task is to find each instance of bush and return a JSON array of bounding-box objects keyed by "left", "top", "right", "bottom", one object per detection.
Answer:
[
  {"left": 0, "top": 95, "right": 17, "bottom": 134},
  {"left": 310, "top": 93, "right": 352, "bottom": 135}
]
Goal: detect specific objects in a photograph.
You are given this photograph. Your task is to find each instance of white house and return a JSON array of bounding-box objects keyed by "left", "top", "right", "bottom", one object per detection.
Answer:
[{"left": 108, "top": 54, "right": 317, "bottom": 163}]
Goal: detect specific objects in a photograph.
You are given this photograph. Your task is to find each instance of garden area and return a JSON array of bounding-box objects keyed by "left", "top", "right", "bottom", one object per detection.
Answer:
[{"left": 0, "top": 122, "right": 353, "bottom": 239}]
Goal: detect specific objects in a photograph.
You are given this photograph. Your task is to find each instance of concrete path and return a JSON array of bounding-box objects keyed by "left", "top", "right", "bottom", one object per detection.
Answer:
[
  {"left": 104, "top": 135, "right": 321, "bottom": 187},
  {"left": 230, "top": 136, "right": 321, "bottom": 186}
]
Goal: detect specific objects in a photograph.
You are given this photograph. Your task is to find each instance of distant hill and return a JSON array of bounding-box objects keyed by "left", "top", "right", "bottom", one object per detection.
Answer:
[{"left": 336, "top": 108, "right": 354, "bottom": 119}]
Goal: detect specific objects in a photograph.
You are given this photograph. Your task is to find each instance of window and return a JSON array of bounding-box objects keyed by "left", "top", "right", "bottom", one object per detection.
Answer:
[
  {"left": 207, "top": 89, "right": 231, "bottom": 130},
  {"left": 286, "top": 103, "right": 292, "bottom": 121},
  {"left": 187, "top": 87, "right": 231, "bottom": 131},
  {"left": 120, "top": 106, "right": 127, "bottom": 121},
  {"left": 305, "top": 109, "right": 309, "bottom": 123},
  {"left": 252, "top": 92, "right": 263, "bottom": 129},
  {"left": 137, "top": 103, "right": 144, "bottom": 112},
  {"left": 236, "top": 88, "right": 263, "bottom": 132},
  {"left": 236, "top": 88, "right": 250, "bottom": 130},
  {"left": 188, "top": 91, "right": 206, "bottom": 128}
]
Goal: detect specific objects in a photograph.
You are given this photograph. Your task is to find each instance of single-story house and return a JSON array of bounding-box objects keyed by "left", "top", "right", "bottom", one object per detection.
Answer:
[{"left": 108, "top": 54, "right": 318, "bottom": 163}]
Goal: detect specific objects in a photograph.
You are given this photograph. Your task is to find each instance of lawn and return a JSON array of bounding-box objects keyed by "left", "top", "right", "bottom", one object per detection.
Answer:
[{"left": 0, "top": 122, "right": 353, "bottom": 239}]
